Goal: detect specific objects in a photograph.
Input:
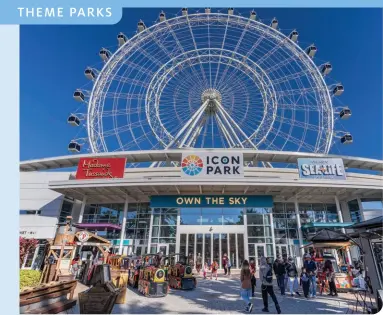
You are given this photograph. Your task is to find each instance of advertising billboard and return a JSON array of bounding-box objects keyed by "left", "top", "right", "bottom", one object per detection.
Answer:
[
  {"left": 181, "top": 152, "right": 244, "bottom": 178},
  {"left": 76, "top": 158, "right": 126, "bottom": 179},
  {"left": 297, "top": 158, "right": 347, "bottom": 180}
]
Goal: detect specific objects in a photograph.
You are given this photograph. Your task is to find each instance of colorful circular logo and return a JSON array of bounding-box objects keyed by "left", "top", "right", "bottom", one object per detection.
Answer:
[{"left": 181, "top": 155, "right": 203, "bottom": 176}]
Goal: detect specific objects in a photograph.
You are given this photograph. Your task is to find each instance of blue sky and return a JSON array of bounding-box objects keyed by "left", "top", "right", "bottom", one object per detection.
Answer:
[{"left": 20, "top": 8, "right": 382, "bottom": 161}]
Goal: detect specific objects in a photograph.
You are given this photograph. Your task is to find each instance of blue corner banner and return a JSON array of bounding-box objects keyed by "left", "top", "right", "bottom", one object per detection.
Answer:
[
  {"left": 150, "top": 195, "right": 274, "bottom": 208},
  {"left": 0, "top": 1, "right": 382, "bottom": 24}
]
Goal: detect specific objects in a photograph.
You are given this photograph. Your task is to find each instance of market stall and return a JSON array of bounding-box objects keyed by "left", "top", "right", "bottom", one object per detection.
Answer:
[{"left": 301, "top": 229, "right": 361, "bottom": 291}]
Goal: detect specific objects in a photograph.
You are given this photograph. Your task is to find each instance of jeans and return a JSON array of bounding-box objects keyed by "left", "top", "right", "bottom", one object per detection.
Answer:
[
  {"left": 240, "top": 288, "right": 251, "bottom": 305},
  {"left": 309, "top": 275, "right": 317, "bottom": 296},
  {"left": 276, "top": 274, "right": 285, "bottom": 295},
  {"left": 288, "top": 277, "right": 298, "bottom": 294},
  {"left": 302, "top": 280, "right": 310, "bottom": 297},
  {"left": 329, "top": 280, "right": 337, "bottom": 295},
  {"left": 251, "top": 275, "right": 256, "bottom": 295},
  {"left": 261, "top": 285, "right": 280, "bottom": 310}
]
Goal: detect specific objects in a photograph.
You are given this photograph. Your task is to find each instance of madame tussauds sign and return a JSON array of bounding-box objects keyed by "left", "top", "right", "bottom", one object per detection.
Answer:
[
  {"left": 76, "top": 158, "right": 126, "bottom": 179},
  {"left": 181, "top": 152, "right": 243, "bottom": 178}
]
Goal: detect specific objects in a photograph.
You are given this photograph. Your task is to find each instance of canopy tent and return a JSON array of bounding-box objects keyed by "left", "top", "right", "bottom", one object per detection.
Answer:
[{"left": 300, "top": 228, "right": 361, "bottom": 250}]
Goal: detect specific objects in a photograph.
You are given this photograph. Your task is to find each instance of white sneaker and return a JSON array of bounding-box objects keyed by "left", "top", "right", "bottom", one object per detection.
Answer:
[{"left": 309, "top": 294, "right": 313, "bottom": 298}]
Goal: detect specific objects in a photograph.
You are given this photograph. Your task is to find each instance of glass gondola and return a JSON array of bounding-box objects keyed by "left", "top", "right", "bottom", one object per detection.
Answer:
[
  {"left": 73, "top": 90, "right": 85, "bottom": 102},
  {"left": 68, "top": 141, "right": 81, "bottom": 153},
  {"left": 341, "top": 133, "right": 353, "bottom": 144},
  {"left": 67, "top": 115, "right": 80, "bottom": 126},
  {"left": 306, "top": 45, "right": 317, "bottom": 57},
  {"left": 84, "top": 68, "right": 96, "bottom": 80},
  {"left": 339, "top": 108, "right": 352, "bottom": 120},
  {"left": 271, "top": 18, "right": 278, "bottom": 29},
  {"left": 321, "top": 63, "right": 332, "bottom": 75}
]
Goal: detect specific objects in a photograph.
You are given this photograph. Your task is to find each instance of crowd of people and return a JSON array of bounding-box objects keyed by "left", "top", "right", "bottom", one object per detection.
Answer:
[{"left": 238, "top": 253, "right": 344, "bottom": 313}]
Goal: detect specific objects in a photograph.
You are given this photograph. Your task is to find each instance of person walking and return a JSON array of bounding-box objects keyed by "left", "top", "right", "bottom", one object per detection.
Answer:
[
  {"left": 211, "top": 259, "right": 218, "bottom": 280},
  {"left": 202, "top": 262, "right": 208, "bottom": 279},
  {"left": 300, "top": 267, "right": 310, "bottom": 298},
  {"left": 324, "top": 259, "right": 338, "bottom": 296},
  {"left": 259, "top": 257, "right": 281, "bottom": 314},
  {"left": 303, "top": 254, "right": 317, "bottom": 298},
  {"left": 285, "top": 257, "right": 300, "bottom": 297},
  {"left": 250, "top": 258, "right": 257, "bottom": 297},
  {"left": 273, "top": 256, "right": 286, "bottom": 295},
  {"left": 223, "top": 253, "right": 228, "bottom": 275},
  {"left": 227, "top": 257, "right": 232, "bottom": 276},
  {"left": 196, "top": 253, "right": 202, "bottom": 274},
  {"left": 240, "top": 260, "right": 253, "bottom": 313},
  {"left": 282, "top": 254, "right": 288, "bottom": 290}
]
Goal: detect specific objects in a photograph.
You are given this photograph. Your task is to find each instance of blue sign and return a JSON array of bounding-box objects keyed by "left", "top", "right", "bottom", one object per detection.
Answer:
[
  {"left": 297, "top": 158, "right": 346, "bottom": 180},
  {"left": 150, "top": 195, "right": 273, "bottom": 208}
]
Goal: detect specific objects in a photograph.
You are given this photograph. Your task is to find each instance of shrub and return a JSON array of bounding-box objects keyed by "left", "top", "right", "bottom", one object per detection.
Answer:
[{"left": 20, "top": 270, "right": 41, "bottom": 291}]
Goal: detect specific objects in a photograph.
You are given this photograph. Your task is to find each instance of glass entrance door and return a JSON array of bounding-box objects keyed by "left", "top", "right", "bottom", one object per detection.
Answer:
[
  {"left": 249, "top": 244, "right": 266, "bottom": 267},
  {"left": 276, "top": 245, "right": 288, "bottom": 258},
  {"left": 180, "top": 232, "right": 244, "bottom": 268},
  {"left": 157, "top": 244, "right": 169, "bottom": 255},
  {"left": 256, "top": 244, "right": 266, "bottom": 266}
]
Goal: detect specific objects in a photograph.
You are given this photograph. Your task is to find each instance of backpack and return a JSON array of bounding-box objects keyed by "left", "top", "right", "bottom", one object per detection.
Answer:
[{"left": 265, "top": 268, "right": 273, "bottom": 283}]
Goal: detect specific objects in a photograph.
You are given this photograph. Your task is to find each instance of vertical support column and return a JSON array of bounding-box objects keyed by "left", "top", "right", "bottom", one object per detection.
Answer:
[
  {"left": 269, "top": 213, "right": 276, "bottom": 260},
  {"left": 147, "top": 212, "right": 154, "bottom": 254},
  {"left": 335, "top": 195, "right": 352, "bottom": 264},
  {"left": 119, "top": 197, "right": 128, "bottom": 255},
  {"left": 294, "top": 197, "right": 304, "bottom": 268},
  {"left": 210, "top": 234, "right": 213, "bottom": 265},
  {"left": 357, "top": 197, "right": 366, "bottom": 221},
  {"left": 194, "top": 233, "right": 197, "bottom": 270},
  {"left": 235, "top": 234, "right": 239, "bottom": 269},
  {"left": 227, "top": 234, "right": 230, "bottom": 268},
  {"left": 202, "top": 234, "right": 205, "bottom": 266},
  {"left": 175, "top": 208, "right": 181, "bottom": 253},
  {"left": 186, "top": 234, "right": 189, "bottom": 257},
  {"left": 244, "top": 213, "right": 249, "bottom": 261},
  {"left": 78, "top": 195, "right": 87, "bottom": 223},
  {"left": 219, "top": 234, "right": 222, "bottom": 269}
]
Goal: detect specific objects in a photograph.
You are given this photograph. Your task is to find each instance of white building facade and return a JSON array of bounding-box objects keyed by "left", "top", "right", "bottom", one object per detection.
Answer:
[{"left": 19, "top": 150, "right": 383, "bottom": 269}]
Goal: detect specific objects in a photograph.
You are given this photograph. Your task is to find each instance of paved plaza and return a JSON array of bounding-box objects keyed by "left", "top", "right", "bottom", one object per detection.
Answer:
[{"left": 69, "top": 275, "right": 361, "bottom": 314}]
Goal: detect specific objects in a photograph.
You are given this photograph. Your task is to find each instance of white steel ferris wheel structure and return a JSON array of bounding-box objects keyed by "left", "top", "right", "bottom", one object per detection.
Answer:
[{"left": 68, "top": 8, "right": 353, "bottom": 165}]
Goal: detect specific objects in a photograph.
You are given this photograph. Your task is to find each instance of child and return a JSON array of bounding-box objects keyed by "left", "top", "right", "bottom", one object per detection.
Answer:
[
  {"left": 211, "top": 260, "right": 218, "bottom": 280},
  {"left": 300, "top": 267, "right": 310, "bottom": 298},
  {"left": 203, "top": 262, "right": 208, "bottom": 279}
]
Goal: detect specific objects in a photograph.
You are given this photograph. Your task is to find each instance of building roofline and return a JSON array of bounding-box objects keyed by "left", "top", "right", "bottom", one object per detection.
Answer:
[{"left": 20, "top": 149, "right": 383, "bottom": 172}]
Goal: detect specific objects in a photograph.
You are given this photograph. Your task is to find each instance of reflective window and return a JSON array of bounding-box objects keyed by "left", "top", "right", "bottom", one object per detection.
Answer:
[
  {"left": 201, "top": 215, "right": 222, "bottom": 225},
  {"left": 247, "top": 214, "right": 263, "bottom": 225},
  {"left": 180, "top": 214, "right": 201, "bottom": 225},
  {"left": 223, "top": 214, "right": 243, "bottom": 225},
  {"left": 248, "top": 226, "right": 265, "bottom": 237},
  {"left": 58, "top": 200, "right": 73, "bottom": 223}
]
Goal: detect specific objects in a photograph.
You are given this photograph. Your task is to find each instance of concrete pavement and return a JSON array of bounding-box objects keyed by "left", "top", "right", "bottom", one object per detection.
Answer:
[{"left": 67, "top": 274, "right": 365, "bottom": 314}]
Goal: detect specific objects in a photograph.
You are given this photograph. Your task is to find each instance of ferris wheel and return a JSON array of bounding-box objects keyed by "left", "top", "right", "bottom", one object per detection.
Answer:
[{"left": 68, "top": 8, "right": 353, "bottom": 164}]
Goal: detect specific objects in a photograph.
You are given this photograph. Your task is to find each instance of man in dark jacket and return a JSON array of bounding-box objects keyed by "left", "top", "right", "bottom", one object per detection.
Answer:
[
  {"left": 273, "top": 256, "right": 286, "bottom": 295},
  {"left": 286, "top": 257, "right": 300, "bottom": 296},
  {"left": 303, "top": 254, "right": 317, "bottom": 297}
]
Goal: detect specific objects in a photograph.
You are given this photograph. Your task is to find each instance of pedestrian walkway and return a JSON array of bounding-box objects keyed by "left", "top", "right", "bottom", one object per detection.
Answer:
[{"left": 68, "top": 275, "right": 355, "bottom": 314}]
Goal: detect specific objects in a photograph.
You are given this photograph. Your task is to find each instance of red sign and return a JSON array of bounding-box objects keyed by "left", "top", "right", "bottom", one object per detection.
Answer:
[{"left": 76, "top": 158, "right": 126, "bottom": 179}]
